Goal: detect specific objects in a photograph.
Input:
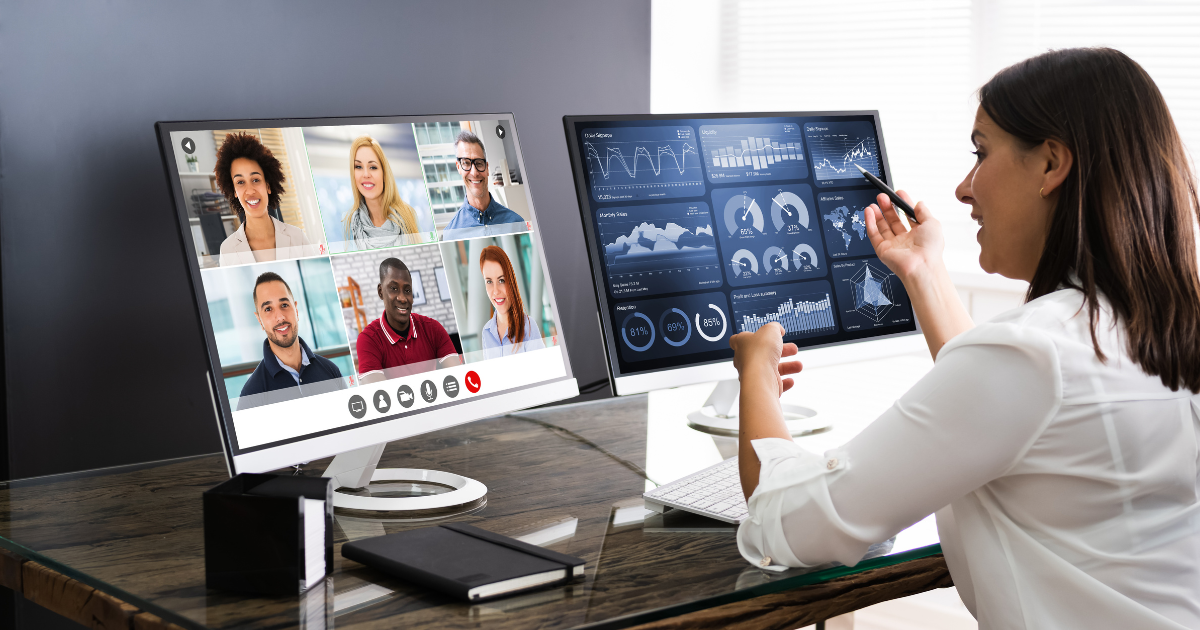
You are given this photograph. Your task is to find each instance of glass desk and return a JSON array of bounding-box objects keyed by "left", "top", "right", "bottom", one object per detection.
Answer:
[{"left": 0, "top": 353, "right": 949, "bottom": 630}]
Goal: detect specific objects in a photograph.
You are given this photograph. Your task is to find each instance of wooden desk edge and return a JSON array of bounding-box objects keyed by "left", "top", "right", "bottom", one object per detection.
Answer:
[
  {"left": 0, "top": 542, "right": 951, "bottom": 630},
  {"left": 621, "top": 554, "right": 953, "bottom": 630},
  {"left": 0, "top": 546, "right": 186, "bottom": 630}
]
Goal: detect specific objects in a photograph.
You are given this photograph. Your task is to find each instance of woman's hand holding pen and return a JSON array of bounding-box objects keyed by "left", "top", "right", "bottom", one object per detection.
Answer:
[
  {"left": 864, "top": 190, "right": 943, "bottom": 284},
  {"left": 864, "top": 191, "right": 974, "bottom": 359}
]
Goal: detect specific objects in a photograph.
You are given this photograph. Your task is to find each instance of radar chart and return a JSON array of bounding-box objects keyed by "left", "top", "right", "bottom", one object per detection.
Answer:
[{"left": 831, "top": 258, "right": 914, "bottom": 331}]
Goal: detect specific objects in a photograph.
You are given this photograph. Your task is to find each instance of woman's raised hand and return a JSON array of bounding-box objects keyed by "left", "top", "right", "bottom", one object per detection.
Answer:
[
  {"left": 730, "top": 322, "right": 802, "bottom": 397},
  {"left": 864, "top": 190, "right": 944, "bottom": 283}
]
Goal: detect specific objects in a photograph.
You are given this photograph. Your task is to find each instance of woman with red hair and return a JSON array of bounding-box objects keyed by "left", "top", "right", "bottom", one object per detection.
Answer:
[{"left": 478, "top": 245, "right": 544, "bottom": 360}]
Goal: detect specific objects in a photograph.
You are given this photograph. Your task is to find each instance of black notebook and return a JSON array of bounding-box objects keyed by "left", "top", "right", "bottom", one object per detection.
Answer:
[{"left": 341, "top": 523, "right": 585, "bottom": 601}]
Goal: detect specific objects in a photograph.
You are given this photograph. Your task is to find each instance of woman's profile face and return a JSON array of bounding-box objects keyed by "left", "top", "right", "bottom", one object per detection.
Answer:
[
  {"left": 482, "top": 259, "right": 510, "bottom": 314},
  {"left": 230, "top": 157, "right": 271, "bottom": 220},
  {"left": 353, "top": 145, "right": 384, "bottom": 202},
  {"left": 956, "top": 107, "right": 1052, "bottom": 281}
]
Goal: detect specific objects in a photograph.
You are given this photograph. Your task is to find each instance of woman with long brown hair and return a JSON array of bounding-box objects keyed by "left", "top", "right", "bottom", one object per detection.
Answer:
[
  {"left": 732, "top": 48, "right": 1200, "bottom": 628},
  {"left": 478, "top": 245, "right": 544, "bottom": 360}
]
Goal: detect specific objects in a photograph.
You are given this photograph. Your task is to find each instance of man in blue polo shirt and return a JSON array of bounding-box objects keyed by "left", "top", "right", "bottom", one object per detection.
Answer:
[
  {"left": 237, "top": 272, "right": 344, "bottom": 409},
  {"left": 440, "top": 130, "right": 527, "bottom": 240}
]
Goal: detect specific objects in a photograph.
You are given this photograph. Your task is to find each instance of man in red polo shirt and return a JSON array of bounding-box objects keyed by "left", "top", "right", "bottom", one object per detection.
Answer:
[{"left": 356, "top": 258, "right": 460, "bottom": 376}]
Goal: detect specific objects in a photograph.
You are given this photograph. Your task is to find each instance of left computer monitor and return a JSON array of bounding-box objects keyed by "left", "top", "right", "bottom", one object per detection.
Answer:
[{"left": 156, "top": 115, "right": 577, "bottom": 508}]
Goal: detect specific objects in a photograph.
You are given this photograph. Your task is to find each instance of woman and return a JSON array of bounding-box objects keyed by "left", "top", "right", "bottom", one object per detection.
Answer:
[
  {"left": 215, "top": 133, "right": 317, "bottom": 265},
  {"left": 479, "top": 245, "right": 545, "bottom": 360},
  {"left": 342, "top": 136, "right": 422, "bottom": 250},
  {"left": 732, "top": 48, "right": 1200, "bottom": 629}
]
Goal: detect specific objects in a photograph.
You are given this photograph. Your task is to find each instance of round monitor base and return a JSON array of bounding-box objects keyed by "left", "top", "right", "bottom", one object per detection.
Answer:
[
  {"left": 331, "top": 468, "right": 487, "bottom": 513},
  {"left": 686, "top": 404, "right": 829, "bottom": 438}
]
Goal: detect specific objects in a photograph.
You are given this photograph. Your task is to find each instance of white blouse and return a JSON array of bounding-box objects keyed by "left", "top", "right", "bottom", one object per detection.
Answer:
[{"left": 738, "top": 288, "right": 1200, "bottom": 629}]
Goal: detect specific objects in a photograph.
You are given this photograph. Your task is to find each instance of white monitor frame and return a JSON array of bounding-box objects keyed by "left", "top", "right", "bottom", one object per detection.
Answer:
[{"left": 158, "top": 113, "right": 578, "bottom": 475}]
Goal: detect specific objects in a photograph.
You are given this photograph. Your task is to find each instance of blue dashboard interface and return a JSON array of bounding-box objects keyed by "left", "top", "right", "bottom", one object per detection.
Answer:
[{"left": 568, "top": 114, "right": 917, "bottom": 377}]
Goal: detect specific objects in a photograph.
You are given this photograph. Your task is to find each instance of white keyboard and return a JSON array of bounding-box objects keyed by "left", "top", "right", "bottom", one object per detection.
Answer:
[{"left": 643, "top": 456, "right": 748, "bottom": 524}]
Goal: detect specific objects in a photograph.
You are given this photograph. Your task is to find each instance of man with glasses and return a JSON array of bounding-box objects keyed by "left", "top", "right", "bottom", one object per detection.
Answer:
[{"left": 441, "top": 130, "right": 526, "bottom": 240}]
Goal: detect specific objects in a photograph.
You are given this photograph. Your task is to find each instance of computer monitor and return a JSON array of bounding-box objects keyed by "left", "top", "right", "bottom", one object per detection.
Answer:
[
  {"left": 563, "top": 112, "right": 921, "bottom": 439},
  {"left": 157, "top": 114, "right": 578, "bottom": 511}
]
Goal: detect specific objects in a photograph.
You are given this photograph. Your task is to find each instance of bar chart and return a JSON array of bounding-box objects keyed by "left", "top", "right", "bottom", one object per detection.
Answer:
[
  {"left": 731, "top": 281, "right": 838, "bottom": 340},
  {"left": 698, "top": 123, "right": 808, "bottom": 183}
]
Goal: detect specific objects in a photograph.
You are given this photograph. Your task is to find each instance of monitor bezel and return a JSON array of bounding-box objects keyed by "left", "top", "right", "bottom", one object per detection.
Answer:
[
  {"left": 156, "top": 113, "right": 577, "bottom": 473},
  {"left": 562, "top": 111, "right": 922, "bottom": 395}
]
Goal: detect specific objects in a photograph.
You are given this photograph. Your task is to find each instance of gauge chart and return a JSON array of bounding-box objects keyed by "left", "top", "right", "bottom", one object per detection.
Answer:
[
  {"left": 614, "top": 292, "right": 731, "bottom": 362},
  {"left": 712, "top": 184, "right": 826, "bottom": 287},
  {"left": 698, "top": 122, "right": 808, "bottom": 183},
  {"left": 721, "top": 191, "right": 766, "bottom": 237},
  {"left": 596, "top": 202, "right": 723, "bottom": 297},
  {"left": 770, "top": 190, "right": 810, "bottom": 235},
  {"left": 804, "top": 121, "right": 882, "bottom": 186},
  {"left": 730, "top": 280, "right": 838, "bottom": 340},
  {"left": 831, "top": 258, "right": 914, "bottom": 331},
  {"left": 582, "top": 126, "right": 705, "bottom": 202}
]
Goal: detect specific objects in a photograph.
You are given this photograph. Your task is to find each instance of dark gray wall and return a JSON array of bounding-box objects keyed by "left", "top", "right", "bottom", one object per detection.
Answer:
[{"left": 0, "top": 0, "right": 649, "bottom": 479}]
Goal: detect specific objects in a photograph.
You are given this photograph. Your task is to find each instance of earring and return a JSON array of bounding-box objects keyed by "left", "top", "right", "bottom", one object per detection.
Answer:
[{"left": 1039, "top": 187, "right": 1046, "bottom": 198}]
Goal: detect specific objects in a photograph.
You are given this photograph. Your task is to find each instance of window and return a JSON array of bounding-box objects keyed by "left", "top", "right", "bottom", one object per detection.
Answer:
[{"left": 652, "top": 0, "right": 1200, "bottom": 275}]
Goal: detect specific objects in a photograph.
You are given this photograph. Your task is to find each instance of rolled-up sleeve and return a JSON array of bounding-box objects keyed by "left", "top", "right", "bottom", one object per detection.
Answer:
[{"left": 737, "top": 323, "right": 1062, "bottom": 569}]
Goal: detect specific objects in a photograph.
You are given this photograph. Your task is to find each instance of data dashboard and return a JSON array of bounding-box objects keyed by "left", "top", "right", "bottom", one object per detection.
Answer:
[{"left": 565, "top": 113, "right": 916, "bottom": 378}]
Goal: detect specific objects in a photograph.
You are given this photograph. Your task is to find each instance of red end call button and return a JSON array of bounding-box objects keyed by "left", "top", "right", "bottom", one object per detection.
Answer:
[{"left": 464, "top": 371, "right": 481, "bottom": 393}]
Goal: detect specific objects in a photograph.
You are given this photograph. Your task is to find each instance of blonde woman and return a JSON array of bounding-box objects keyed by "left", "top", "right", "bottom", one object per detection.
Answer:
[{"left": 342, "top": 136, "right": 421, "bottom": 249}]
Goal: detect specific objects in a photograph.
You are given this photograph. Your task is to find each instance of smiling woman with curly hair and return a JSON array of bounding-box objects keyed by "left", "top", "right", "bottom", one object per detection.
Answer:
[{"left": 214, "top": 132, "right": 318, "bottom": 265}]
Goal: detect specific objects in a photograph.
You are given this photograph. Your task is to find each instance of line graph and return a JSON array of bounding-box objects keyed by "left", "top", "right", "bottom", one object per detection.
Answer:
[
  {"left": 582, "top": 126, "right": 705, "bottom": 202},
  {"left": 698, "top": 123, "right": 808, "bottom": 183},
  {"left": 804, "top": 121, "right": 882, "bottom": 185}
]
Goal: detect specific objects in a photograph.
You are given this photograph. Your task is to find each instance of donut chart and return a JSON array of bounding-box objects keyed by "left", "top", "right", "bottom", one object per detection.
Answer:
[{"left": 620, "top": 312, "right": 655, "bottom": 352}]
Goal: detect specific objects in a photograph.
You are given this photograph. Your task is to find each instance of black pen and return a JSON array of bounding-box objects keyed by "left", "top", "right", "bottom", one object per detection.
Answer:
[{"left": 855, "top": 163, "right": 919, "bottom": 224}]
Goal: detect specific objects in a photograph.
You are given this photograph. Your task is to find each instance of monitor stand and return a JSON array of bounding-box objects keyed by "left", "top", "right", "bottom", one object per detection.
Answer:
[
  {"left": 686, "top": 379, "right": 832, "bottom": 459},
  {"left": 322, "top": 444, "right": 487, "bottom": 513}
]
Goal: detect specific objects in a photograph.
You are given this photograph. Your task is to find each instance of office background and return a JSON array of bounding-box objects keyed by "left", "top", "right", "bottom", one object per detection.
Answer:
[{"left": 0, "top": 0, "right": 649, "bottom": 484}]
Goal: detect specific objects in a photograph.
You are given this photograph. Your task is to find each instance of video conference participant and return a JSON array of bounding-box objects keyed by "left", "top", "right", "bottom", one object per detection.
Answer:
[
  {"left": 479, "top": 246, "right": 544, "bottom": 360},
  {"left": 238, "top": 272, "right": 344, "bottom": 408},
  {"left": 357, "top": 258, "right": 461, "bottom": 375},
  {"left": 731, "top": 49, "right": 1200, "bottom": 628},
  {"left": 343, "top": 135, "right": 423, "bottom": 250},
  {"left": 440, "top": 131, "right": 525, "bottom": 240},
  {"left": 215, "top": 133, "right": 318, "bottom": 266}
]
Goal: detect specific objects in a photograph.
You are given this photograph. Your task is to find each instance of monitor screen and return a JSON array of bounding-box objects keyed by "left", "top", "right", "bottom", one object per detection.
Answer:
[
  {"left": 563, "top": 112, "right": 918, "bottom": 394},
  {"left": 158, "top": 115, "right": 576, "bottom": 472}
]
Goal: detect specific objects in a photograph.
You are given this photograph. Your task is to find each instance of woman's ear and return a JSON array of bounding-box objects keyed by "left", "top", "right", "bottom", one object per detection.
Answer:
[{"left": 1040, "top": 138, "right": 1073, "bottom": 197}]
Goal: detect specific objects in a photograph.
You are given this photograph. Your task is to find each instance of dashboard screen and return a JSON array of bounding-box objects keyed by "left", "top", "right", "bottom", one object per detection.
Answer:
[{"left": 564, "top": 112, "right": 917, "bottom": 378}]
